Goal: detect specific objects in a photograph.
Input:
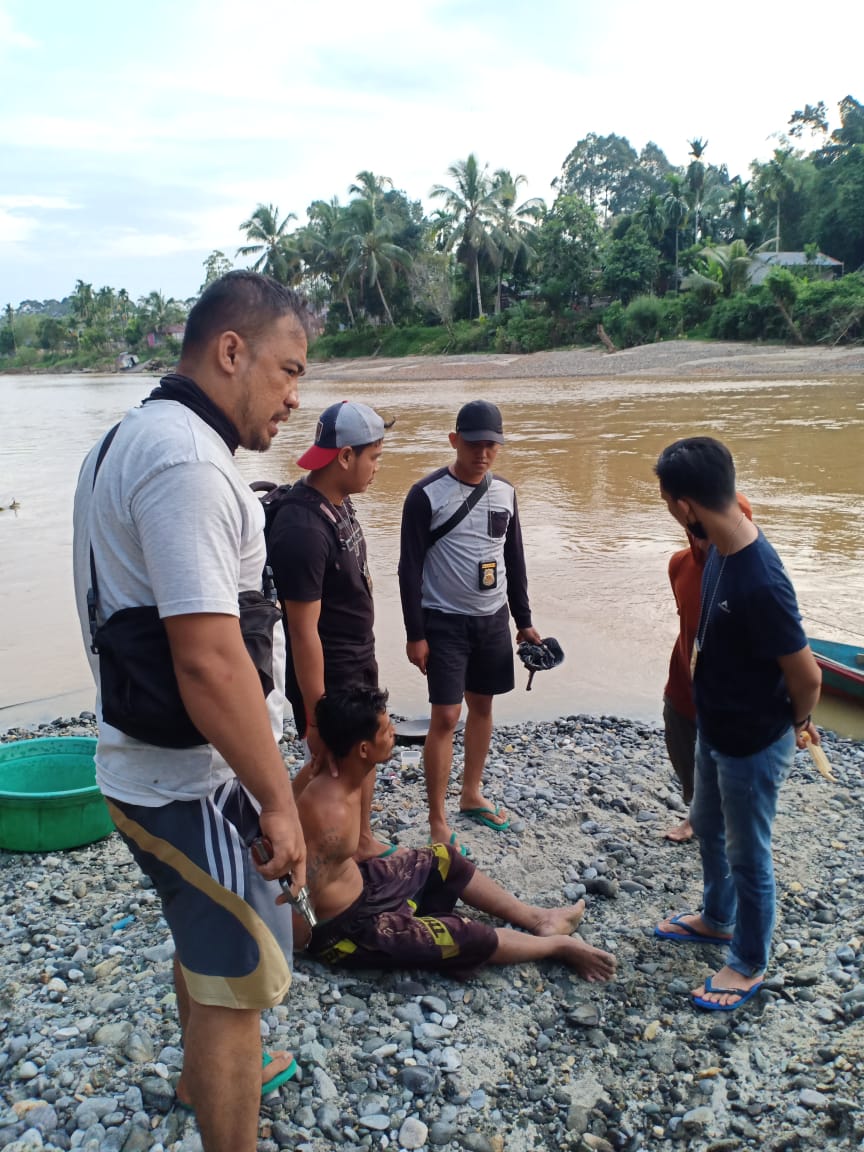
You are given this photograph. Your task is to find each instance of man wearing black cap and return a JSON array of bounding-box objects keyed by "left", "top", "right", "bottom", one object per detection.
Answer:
[
  {"left": 398, "top": 400, "right": 542, "bottom": 853},
  {"left": 267, "top": 400, "right": 395, "bottom": 859}
]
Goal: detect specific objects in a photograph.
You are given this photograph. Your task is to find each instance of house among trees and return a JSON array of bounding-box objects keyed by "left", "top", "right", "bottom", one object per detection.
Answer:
[{"left": 749, "top": 251, "right": 844, "bottom": 285}]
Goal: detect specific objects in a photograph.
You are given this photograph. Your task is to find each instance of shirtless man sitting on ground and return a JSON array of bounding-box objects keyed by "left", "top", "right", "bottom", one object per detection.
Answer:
[{"left": 291, "top": 686, "right": 616, "bottom": 982}]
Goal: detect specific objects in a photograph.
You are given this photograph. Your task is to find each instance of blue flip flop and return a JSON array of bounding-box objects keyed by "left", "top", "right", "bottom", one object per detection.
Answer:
[
  {"left": 375, "top": 843, "right": 399, "bottom": 858},
  {"left": 460, "top": 804, "right": 511, "bottom": 832},
  {"left": 692, "top": 975, "right": 764, "bottom": 1012},
  {"left": 654, "top": 913, "right": 733, "bottom": 944},
  {"left": 261, "top": 1051, "right": 299, "bottom": 1095}
]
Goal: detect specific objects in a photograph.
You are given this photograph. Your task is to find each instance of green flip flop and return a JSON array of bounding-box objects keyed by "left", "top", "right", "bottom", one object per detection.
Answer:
[
  {"left": 261, "top": 1051, "right": 299, "bottom": 1095},
  {"left": 460, "top": 804, "right": 511, "bottom": 832}
]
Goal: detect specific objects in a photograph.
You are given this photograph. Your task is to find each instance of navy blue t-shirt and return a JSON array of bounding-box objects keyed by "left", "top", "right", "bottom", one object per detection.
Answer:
[{"left": 693, "top": 530, "right": 806, "bottom": 756}]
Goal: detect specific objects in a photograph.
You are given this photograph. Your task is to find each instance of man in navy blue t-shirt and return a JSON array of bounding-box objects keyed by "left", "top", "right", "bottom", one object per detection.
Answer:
[{"left": 652, "top": 436, "right": 822, "bottom": 1012}]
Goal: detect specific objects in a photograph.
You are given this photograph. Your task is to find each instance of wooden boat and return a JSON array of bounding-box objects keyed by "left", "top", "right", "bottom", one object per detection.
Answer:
[{"left": 808, "top": 638, "right": 864, "bottom": 705}]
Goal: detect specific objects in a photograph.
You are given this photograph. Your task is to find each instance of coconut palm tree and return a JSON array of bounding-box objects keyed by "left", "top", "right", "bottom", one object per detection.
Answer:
[
  {"left": 682, "top": 239, "right": 773, "bottom": 298},
  {"left": 348, "top": 171, "right": 393, "bottom": 217},
  {"left": 431, "top": 154, "right": 501, "bottom": 318},
  {"left": 490, "top": 169, "right": 543, "bottom": 313},
  {"left": 237, "top": 204, "right": 299, "bottom": 282},
  {"left": 342, "top": 201, "right": 412, "bottom": 326},
  {"left": 662, "top": 174, "right": 689, "bottom": 290}
]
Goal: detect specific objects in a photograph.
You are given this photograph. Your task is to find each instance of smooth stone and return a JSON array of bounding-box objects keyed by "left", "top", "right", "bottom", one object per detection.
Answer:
[
  {"left": 398, "top": 1116, "right": 429, "bottom": 1149},
  {"left": 357, "top": 1113, "right": 390, "bottom": 1130},
  {"left": 312, "top": 1067, "right": 339, "bottom": 1100}
]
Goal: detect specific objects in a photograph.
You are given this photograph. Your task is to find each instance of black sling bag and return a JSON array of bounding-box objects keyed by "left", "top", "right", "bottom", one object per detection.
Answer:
[{"left": 87, "top": 424, "right": 281, "bottom": 748}]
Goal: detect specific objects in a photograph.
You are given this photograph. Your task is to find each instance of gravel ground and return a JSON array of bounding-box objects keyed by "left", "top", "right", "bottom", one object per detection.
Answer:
[{"left": 2, "top": 711, "right": 863, "bottom": 1152}]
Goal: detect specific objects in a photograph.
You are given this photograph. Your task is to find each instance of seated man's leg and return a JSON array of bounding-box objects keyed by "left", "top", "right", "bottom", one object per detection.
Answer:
[{"left": 106, "top": 784, "right": 294, "bottom": 1148}]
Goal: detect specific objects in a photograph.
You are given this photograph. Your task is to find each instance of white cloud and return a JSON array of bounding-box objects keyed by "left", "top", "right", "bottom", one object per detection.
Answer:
[{"left": 1, "top": 0, "right": 862, "bottom": 302}]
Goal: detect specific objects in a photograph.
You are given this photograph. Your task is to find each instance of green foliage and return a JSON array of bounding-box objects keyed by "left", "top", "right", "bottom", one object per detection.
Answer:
[
  {"left": 706, "top": 287, "right": 783, "bottom": 340},
  {"left": 602, "top": 224, "right": 661, "bottom": 303},
  {"left": 0, "top": 327, "right": 15, "bottom": 355},
  {"left": 492, "top": 304, "right": 552, "bottom": 353},
  {"left": 603, "top": 295, "right": 683, "bottom": 347}
]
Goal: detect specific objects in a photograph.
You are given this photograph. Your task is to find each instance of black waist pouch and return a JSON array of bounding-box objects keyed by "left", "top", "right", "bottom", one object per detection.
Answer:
[{"left": 94, "top": 591, "right": 282, "bottom": 748}]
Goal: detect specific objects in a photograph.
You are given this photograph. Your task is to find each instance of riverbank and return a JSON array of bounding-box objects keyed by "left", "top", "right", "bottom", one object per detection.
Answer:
[
  {"left": 309, "top": 339, "right": 864, "bottom": 383},
  {"left": 4, "top": 338, "right": 864, "bottom": 384},
  {"left": 2, "top": 713, "right": 862, "bottom": 1152}
]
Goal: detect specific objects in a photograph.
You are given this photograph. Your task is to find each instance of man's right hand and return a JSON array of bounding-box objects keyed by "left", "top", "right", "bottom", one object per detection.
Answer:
[
  {"left": 256, "top": 806, "right": 307, "bottom": 896},
  {"left": 406, "top": 639, "right": 429, "bottom": 675}
]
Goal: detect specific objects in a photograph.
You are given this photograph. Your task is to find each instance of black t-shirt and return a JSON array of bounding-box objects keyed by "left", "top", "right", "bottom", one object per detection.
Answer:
[
  {"left": 267, "top": 482, "right": 375, "bottom": 692},
  {"left": 693, "top": 530, "right": 806, "bottom": 756}
]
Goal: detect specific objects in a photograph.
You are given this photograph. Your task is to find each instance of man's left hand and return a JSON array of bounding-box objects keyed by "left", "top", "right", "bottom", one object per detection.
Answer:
[{"left": 516, "top": 626, "right": 542, "bottom": 645}]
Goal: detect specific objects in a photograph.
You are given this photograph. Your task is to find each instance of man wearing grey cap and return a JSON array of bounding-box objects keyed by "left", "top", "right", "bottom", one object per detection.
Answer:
[
  {"left": 398, "top": 400, "right": 542, "bottom": 854},
  {"left": 267, "top": 400, "right": 395, "bottom": 859}
]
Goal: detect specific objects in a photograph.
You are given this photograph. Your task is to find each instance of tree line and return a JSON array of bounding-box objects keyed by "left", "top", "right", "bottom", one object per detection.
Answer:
[{"left": 3, "top": 94, "right": 863, "bottom": 367}]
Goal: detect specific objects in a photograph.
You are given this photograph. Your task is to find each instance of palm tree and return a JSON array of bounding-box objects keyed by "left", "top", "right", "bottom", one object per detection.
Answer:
[
  {"left": 343, "top": 201, "right": 412, "bottom": 326},
  {"left": 662, "top": 174, "right": 688, "bottom": 290},
  {"left": 725, "top": 178, "right": 752, "bottom": 239},
  {"left": 431, "top": 154, "right": 501, "bottom": 318},
  {"left": 635, "top": 193, "right": 666, "bottom": 242},
  {"left": 752, "top": 149, "right": 799, "bottom": 252},
  {"left": 237, "top": 204, "right": 299, "bottom": 282},
  {"left": 686, "top": 137, "right": 709, "bottom": 243},
  {"left": 682, "top": 239, "right": 773, "bottom": 297},
  {"left": 70, "top": 280, "right": 95, "bottom": 327},
  {"left": 297, "top": 198, "right": 356, "bottom": 323},
  {"left": 490, "top": 170, "right": 543, "bottom": 313},
  {"left": 348, "top": 171, "right": 393, "bottom": 217}
]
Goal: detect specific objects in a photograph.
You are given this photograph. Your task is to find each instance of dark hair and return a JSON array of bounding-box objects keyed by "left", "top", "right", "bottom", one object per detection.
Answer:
[
  {"left": 315, "top": 686, "right": 390, "bottom": 759},
  {"left": 182, "top": 271, "right": 313, "bottom": 357},
  {"left": 654, "top": 436, "right": 736, "bottom": 511}
]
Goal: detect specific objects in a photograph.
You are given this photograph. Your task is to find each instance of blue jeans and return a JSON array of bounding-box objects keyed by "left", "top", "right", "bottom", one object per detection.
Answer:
[{"left": 690, "top": 728, "right": 795, "bottom": 977}]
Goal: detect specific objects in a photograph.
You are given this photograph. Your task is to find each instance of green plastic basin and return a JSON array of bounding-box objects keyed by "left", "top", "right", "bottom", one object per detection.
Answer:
[{"left": 0, "top": 737, "right": 114, "bottom": 852}]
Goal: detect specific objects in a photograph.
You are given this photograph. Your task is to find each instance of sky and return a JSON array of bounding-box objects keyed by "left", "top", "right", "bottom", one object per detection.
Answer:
[{"left": 2, "top": 0, "right": 862, "bottom": 307}]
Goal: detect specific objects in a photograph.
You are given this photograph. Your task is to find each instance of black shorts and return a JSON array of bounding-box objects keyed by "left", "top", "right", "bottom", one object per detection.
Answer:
[
  {"left": 286, "top": 655, "right": 378, "bottom": 735},
  {"left": 307, "top": 844, "right": 498, "bottom": 974},
  {"left": 424, "top": 605, "right": 514, "bottom": 705}
]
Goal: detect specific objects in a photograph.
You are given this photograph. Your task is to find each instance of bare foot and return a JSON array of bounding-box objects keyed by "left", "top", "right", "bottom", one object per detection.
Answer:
[
  {"left": 459, "top": 794, "right": 509, "bottom": 828},
  {"left": 531, "top": 901, "right": 586, "bottom": 937},
  {"left": 664, "top": 817, "right": 693, "bottom": 843},
  {"left": 656, "top": 912, "right": 732, "bottom": 942},
  {"left": 175, "top": 1050, "right": 295, "bottom": 1108},
  {"left": 355, "top": 833, "right": 404, "bottom": 862},
  {"left": 692, "top": 965, "right": 763, "bottom": 1007},
  {"left": 428, "top": 821, "right": 471, "bottom": 857},
  {"left": 556, "top": 936, "right": 617, "bottom": 982}
]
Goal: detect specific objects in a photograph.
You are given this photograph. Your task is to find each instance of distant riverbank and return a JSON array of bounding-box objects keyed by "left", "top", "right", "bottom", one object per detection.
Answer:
[
  {"left": 4, "top": 339, "right": 864, "bottom": 383},
  {"left": 308, "top": 339, "right": 864, "bottom": 384}
]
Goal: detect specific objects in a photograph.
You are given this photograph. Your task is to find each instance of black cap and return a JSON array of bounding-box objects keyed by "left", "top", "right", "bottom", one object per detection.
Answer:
[{"left": 455, "top": 400, "right": 505, "bottom": 444}]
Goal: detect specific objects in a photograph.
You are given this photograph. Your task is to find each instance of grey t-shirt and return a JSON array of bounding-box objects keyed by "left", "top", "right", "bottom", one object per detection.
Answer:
[{"left": 72, "top": 400, "right": 286, "bottom": 805}]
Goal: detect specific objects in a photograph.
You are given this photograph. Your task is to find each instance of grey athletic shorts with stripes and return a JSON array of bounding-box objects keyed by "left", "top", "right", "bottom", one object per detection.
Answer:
[{"left": 107, "top": 779, "right": 293, "bottom": 1010}]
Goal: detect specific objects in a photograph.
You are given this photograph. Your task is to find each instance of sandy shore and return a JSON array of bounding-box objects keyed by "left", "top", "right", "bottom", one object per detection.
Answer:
[{"left": 309, "top": 340, "right": 864, "bottom": 384}]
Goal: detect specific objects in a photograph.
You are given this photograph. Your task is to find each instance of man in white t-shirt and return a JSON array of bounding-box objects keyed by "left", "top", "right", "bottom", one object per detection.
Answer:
[{"left": 72, "top": 272, "right": 310, "bottom": 1152}]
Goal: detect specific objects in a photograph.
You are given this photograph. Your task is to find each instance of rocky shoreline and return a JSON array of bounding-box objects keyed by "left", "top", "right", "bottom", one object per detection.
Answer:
[{"left": 1, "top": 712, "right": 863, "bottom": 1152}]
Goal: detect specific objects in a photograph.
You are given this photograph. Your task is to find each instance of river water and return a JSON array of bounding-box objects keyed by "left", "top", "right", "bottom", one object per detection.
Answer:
[{"left": 1, "top": 370, "right": 862, "bottom": 737}]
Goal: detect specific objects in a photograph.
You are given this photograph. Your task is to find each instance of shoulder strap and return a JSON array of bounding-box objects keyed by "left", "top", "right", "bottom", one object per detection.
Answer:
[
  {"left": 256, "top": 479, "right": 342, "bottom": 540},
  {"left": 87, "top": 423, "right": 121, "bottom": 651},
  {"left": 429, "top": 473, "right": 490, "bottom": 546}
]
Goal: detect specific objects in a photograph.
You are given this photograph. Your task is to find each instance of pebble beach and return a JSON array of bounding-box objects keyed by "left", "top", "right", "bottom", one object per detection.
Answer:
[{"left": 2, "top": 710, "right": 863, "bottom": 1152}]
